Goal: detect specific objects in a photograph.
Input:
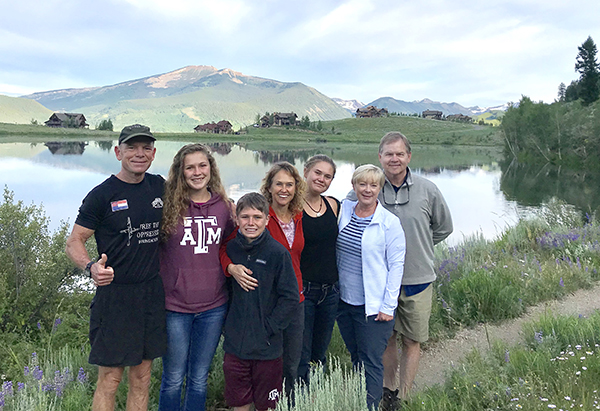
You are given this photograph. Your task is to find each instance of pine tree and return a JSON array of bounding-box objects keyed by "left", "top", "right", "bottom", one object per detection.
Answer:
[
  {"left": 575, "top": 36, "right": 600, "bottom": 105},
  {"left": 557, "top": 82, "right": 566, "bottom": 102}
]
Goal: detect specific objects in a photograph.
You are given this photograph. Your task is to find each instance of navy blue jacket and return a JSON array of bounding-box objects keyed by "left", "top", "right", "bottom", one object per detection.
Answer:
[{"left": 223, "top": 230, "right": 299, "bottom": 360}]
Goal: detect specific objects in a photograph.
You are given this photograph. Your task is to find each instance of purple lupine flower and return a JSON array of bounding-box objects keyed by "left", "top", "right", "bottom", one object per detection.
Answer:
[
  {"left": 504, "top": 350, "right": 510, "bottom": 363},
  {"left": 441, "top": 298, "right": 448, "bottom": 309},
  {"left": 534, "top": 331, "right": 543, "bottom": 344},
  {"left": 37, "top": 321, "right": 41, "bottom": 331},
  {"left": 77, "top": 367, "right": 88, "bottom": 384},
  {"left": 17, "top": 382, "right": 24, "bottom": 392},
  {"left": 559, "top": 277, "right": 564, "bottom": 287},
  {"left": 2, "top": 381, "right": 13, "bottom": 397},
  {"left": 41, "top": 383, "right": 53, "bottom": 392},
  {"left": 32, "top": 366, "right": 43, "bottom": 381},
  {"left": 0, "top": 391, "right": 5, "bottom": 407},
  {"left": 24, "top": 366, "right": 30, "bottom": 376}
]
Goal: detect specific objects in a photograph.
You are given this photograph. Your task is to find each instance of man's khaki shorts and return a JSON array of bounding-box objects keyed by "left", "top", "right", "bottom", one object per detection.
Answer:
[{"left": 394, "top": 283, "right": 433, "bottom": 343}]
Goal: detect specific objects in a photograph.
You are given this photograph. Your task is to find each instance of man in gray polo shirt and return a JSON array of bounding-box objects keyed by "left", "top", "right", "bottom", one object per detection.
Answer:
[{"left": 377, "top": 132, "right": 453, "bottom": 410}]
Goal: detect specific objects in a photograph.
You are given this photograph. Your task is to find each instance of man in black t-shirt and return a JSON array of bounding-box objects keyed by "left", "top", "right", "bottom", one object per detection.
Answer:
[{"left": 66, "top": 124, "right": 166, "bottom": 411}]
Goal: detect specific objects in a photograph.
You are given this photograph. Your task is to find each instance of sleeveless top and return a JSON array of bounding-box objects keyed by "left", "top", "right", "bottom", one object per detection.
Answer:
[{"left": 300, "top": 196, "right": 339, "bottom": 284}]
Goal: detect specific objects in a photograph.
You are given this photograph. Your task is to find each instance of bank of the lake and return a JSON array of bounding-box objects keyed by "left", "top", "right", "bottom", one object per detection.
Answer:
[{"left": 1, "top": 115, "right": 502, "bottom": 146}]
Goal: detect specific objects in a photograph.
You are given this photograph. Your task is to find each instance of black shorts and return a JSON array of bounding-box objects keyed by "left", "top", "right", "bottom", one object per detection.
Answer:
[{"left": 89, "top": 275, "right": 167, "bottom": 367}]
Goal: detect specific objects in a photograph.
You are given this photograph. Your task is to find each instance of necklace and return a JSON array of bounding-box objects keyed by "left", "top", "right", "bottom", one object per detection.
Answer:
[{"left": 304, "top": 197, "right": 323, "bottom": 217}]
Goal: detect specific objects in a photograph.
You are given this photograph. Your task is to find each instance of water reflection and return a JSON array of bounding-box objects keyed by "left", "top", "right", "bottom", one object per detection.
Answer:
[
  {"left": 0, "top": 138, "right": 573, "bottom": 246},
  {"left": 44, "top": 141, "right": 88, "bottom": 155},
  {"left": 500, "top": 160, "right": 600, "bottom": 214}
]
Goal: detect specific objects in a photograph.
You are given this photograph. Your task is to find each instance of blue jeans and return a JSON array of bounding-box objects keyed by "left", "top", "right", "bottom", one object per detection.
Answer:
[
  {"left": 298, "top": 281, "right": 339, "bottom": 382},
  {"left": 158, "top": 303, "right": 227, "bottom": 411},
  {"left": 283, "top": 301, "right": 304, "bottom": 398},
  {"left": 336, "top": 301, "right": 394, "bottom": 410}
]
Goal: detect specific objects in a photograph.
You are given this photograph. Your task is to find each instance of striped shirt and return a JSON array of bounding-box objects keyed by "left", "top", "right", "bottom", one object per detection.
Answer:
[{"left": 337, "top": 212, "right": 373, "bottom": 305}]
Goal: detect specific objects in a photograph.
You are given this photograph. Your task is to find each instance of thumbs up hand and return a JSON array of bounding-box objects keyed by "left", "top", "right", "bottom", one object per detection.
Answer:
[{"left": 92, "top": 253, "right": 115, "bottom": 286}]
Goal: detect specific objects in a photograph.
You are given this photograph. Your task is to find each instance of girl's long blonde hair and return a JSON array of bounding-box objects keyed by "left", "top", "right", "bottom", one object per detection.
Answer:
[{"left": 161, "top": 144, "right": 230, "bottom": 240}]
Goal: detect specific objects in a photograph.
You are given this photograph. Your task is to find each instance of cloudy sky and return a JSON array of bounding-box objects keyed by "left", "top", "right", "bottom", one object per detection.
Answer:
[{"left": 1, "top": 0, "right": 598, "bottom": 108}]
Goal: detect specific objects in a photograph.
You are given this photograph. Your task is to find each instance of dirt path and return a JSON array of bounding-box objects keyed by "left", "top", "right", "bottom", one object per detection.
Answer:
[{"left": 415, "top": 283, "right": 600, "bottom": 390}]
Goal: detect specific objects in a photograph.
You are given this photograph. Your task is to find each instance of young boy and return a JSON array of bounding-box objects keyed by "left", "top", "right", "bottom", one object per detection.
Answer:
[{"left": 222, "top": 192, "right": 299, "bottom": 411}]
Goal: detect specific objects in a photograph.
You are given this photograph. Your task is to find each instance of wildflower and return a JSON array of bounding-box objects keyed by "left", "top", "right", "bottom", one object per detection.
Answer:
[
  {"left": 534, "top": 331, "right": 544, "bottom": 344},
  {"left": 541, "top": 397, "right": 549, "bottom": 401},
  {"left": 548, "top": 405, "right": 556, "bottom": 409},
  {"left": 17, "top": 382, "right": 24, "bottom": 391},
  {"left": 505, "top": 350, "right": 510, "bottom": 363},
  {"left": 37, "top": 321, "right": 42, "bottom": 330},
  {"left": 559, "top": 277, "right": 564, "bottom": 287},
  {"left": 565, "top": 396, "right": 571, "bottom": 401},
  {"left": 32, "top": 366, "right": 43, "bottom": 381},
  {"left": 576, "top": 371, "right": 581, "bottom": 376},
  {"left": 23, "top": 366, "right": 30, "bottom": 376},
  {"left": 2, "top": 381, "right": 13, "bottom": 396},
  {"left": 582, "top": 366, "right": 587, "bottom": 370},
  {"left": 77, "top": 368, "right": 88, "bottom": 384}
]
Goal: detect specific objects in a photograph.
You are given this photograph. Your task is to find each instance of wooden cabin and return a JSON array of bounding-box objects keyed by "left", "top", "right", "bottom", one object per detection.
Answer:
[
  {"left": 422, "top": 110, "right": 443, "bottom": 120},
  {"left": 273, "top": 112, "right": 298, "bottom": 126},
  {"left": 356, "top": 106, "right": 388, "bottom": 118},
  {"left": 194, "top": 120, "right": 233, "bottom": 134},
  {"left": 44, "top": 113, "right": 88, "bottom": 128},
  {"left": 446, "top": 114, "right": 472, "bottom": 122}
]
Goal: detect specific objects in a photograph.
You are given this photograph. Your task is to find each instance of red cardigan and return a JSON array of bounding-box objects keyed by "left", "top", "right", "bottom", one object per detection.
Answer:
[{"left": 219, "top": 206, "right": 305, "bottom": 303}]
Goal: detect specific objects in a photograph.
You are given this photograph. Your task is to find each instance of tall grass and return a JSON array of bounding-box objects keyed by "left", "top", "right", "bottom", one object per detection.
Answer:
[
  {"left": 404, "top": 311, "right": 600, "bottom": 411},
  {"left": 429, "top": 199, "right": 600, "bottom": 340}
]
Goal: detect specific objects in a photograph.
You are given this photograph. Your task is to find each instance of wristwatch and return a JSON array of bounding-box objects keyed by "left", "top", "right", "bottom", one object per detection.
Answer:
[{"left": 85, "top": 260, "right": 95, "bottom": 278}]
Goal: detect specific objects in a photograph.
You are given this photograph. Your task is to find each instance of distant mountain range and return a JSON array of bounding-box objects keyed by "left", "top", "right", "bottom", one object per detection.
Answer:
[
  {"left": 22, "top": 66, "right": 352, "bottom": 132},
  {"left": 0, "top": 95, "right": 52, "bottom": 124},
  {"left": 333, "top": 96, "right": 507, "bottom": 117}
]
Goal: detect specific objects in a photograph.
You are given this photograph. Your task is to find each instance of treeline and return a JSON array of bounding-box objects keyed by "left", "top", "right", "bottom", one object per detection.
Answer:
[{"left": 502, "top": 36, "right": 600, "bottom": 169}]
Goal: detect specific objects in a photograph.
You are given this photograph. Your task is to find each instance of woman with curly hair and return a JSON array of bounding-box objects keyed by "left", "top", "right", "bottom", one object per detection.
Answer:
[
  {"left": 158, "top": 143, "right": 235, "bottom": 411},
  {"left": 223, "top": 161, "right": 306, "bottom": 399}
]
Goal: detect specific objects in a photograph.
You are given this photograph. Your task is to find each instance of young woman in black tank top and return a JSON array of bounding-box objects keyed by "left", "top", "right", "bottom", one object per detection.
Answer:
[{"left": 298, "top": 155, "right": 340, "bottom": 383}]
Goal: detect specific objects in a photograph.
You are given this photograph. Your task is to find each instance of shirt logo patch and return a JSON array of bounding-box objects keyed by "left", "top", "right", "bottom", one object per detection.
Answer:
[
  {"left": 152, "top": 197, "right": 164, "bottom": 208},
  {"left": 111, "top": 199, "right": 129, "bottom": 212},
  {"left": 268, "top": 389, "right": 279, "bottom": 401},
  {"left": 256, "top": 259, "right": 267, "bottom": 265}
]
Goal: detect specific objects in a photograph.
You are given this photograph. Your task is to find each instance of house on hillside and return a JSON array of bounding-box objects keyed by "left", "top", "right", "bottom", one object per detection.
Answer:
[
  {"left": 44, "top": 113, "right": 88, "bottom": 128},
  {"left": 422, "top": 110, "right": 443, "bottom": 120},
  {"left": 194, "top": 120, "right": 233, "bottom": 134},
  {"left": 446, "top": 114, "right": 472, "bottom": 123},
  {"left": 356, "top": 106, "right": 388, "bottom": 118},
  {"left": 273, "top": 112, "right": 298, "bottom": 126},
  {"left": 260, "top": 115, "right": 270, "bottom": 128}
]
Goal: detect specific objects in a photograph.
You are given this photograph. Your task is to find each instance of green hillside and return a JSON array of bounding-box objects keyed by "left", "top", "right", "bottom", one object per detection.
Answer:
[
  {"left": 159, "top": 115, "right": 502, "bottom": 146},
  {"left": 473, "top": 110, "right": 504, "bottom": 126},
  {"left": 23, "top": 66, "right": 352, "bottom": 132},
  {"left": 0, "top": 95, "right": 52, "bottom": 124}
]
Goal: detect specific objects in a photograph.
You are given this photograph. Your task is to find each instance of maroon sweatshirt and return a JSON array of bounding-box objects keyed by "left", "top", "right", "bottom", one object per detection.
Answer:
[{"left": 160, "top": 194, "right": 235, "bottom": 313}]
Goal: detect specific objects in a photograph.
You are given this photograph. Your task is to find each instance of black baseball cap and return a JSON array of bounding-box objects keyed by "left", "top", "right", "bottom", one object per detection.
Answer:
[{"left": 118, "top": 124, "right": 155, "bottom": 145}]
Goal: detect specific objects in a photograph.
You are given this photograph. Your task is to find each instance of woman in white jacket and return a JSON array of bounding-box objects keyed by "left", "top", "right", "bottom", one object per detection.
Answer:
[{"left": 336, "top": 164, "right": 406, "bottom": 410}]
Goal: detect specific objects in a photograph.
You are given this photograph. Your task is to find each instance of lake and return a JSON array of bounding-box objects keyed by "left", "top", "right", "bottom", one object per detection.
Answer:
[{"left": 2, "top": 138, "right": 598, "bottom": 246}]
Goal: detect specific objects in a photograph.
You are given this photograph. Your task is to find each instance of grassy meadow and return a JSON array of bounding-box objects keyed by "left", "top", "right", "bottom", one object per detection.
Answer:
[{"left": 0, "top": 115, "right": 502, "bottom": 146}]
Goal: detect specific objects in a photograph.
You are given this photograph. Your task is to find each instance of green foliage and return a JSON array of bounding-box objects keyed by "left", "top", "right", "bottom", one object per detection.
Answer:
[
  {"left": 0, "top": 187, "right": 89, "bottom": 337},
  {"left": 277, "top": 359, "right": 368, "bottom": 411},
  {"left": 95, "top": 119, "right": 113, "bottom": 131},
  {"left": 406, "top": 312, "right": 600, "bottom": 411},
  {"left": 431, "top": 199, "right": 600, "bottom": 338},
  {"left": 575, "top": 36, "right": 600, "bottom": 106},
  {"left": 316, "top": 120, "right": 323, "bottom": 131},
  {"left": 29, "top": 119, "right": 39, "bottom": 126},
  {"left": 501, "top": 96, "right": 600, "bottom": 168}
]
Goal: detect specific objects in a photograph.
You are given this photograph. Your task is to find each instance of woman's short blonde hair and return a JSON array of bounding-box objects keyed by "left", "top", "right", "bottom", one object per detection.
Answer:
[{"left": 351, "top": 164, "right": 386, "bottom": 188}]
